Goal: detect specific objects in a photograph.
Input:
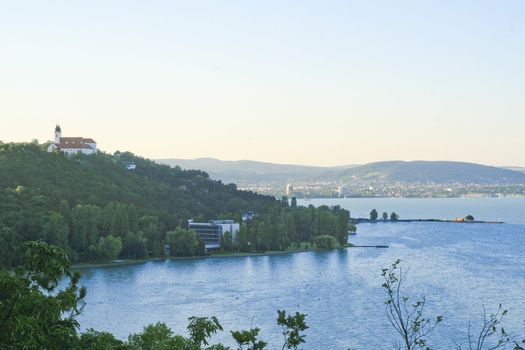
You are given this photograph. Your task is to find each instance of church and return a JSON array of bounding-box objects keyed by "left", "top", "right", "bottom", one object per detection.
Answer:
[{"left": 47, "top": 125, "right": 97, "bottom": 155}]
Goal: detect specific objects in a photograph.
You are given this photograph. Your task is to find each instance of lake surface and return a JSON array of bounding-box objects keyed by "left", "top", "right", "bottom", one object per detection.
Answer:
[{"left": 75, "top": 198, "right": 525, "bottom": 349}]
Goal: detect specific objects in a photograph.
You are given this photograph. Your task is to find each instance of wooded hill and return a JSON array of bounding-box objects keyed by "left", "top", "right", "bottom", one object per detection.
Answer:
[{"left": 0, "top": 142, "right": 276, "bottom": 266}]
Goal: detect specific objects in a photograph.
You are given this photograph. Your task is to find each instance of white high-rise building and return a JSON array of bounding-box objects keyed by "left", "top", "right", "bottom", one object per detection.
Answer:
[{"left": 286, "top": 183, "right": 294, "bottom": 196}]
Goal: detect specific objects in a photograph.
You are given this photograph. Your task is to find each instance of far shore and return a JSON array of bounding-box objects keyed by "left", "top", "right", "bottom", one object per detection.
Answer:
[{"left": 71, "top": 245, "right": 351, "bottom": 270}]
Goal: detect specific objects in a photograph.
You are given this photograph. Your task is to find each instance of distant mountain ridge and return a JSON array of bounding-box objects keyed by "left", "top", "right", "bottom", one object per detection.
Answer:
[
  {"left": 334, "top": 161, "right": 525, "bottom": 184},
  {"left": 156, "top": 158, "right": 357, "bottom": 184},
  {"left": 157, "top": 158, "right": 525, "bottom": 186}
]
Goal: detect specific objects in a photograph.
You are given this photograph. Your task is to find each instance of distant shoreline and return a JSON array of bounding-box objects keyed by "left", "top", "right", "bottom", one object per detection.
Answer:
[
  {"left": 354, "top": 218, "right": 504, "bottom": 224},
  {"left": 298, "top": 196, "right": 525, "bottom": 200}
]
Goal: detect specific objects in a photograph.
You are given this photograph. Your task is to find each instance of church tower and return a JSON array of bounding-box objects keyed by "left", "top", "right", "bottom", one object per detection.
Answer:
[{"left": 54, "top": 125, "right": 62, "bottom": 144}]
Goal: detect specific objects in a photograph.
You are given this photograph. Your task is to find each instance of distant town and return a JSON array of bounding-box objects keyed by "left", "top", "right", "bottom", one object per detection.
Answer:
[
  {"left": 158, "top": 158, "right": 525, "bottom": 199},
  {"left": 240, "top": 181, "right": 525, "bottom": 199}
]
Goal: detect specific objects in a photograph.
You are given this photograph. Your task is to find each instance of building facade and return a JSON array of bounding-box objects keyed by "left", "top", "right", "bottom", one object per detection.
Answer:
[
  {"left": 47, "top": 125, "right": 97, "bottom": 155},
  {"left": 188, "top": 220, "right": 240, "bottom": 250}
]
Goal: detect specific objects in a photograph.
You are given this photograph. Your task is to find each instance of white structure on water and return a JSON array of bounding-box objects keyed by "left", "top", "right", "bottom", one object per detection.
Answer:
[{"left": 47, "top": 125, "right": 97, "bottom": 155}]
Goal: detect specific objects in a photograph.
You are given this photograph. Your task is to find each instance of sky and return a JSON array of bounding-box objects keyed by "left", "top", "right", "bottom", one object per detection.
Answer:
[{"left": 1, "top": 1, "right": 524, "bottom": 167}]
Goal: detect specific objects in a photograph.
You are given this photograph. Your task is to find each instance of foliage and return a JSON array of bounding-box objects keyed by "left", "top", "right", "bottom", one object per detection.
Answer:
[
  {"left": 382, "top": 259, "right": 443, "bottom": 350},
  {"left": 232, "top": 204, "right": 352, "bottom": 253},
  {"left": 166, "top": 227, "right": 204, "bottom": 257},
  {"left": 0, "top": 142, "right": 275, "bottom": 267},
  {"left": 313, "top": 235, "right": 340, "bottom": 250},
  {"left": 221, "top": 231, "right": 235, "bottom": 251},
  {"left": 76, "top": 329, "right": 126, "bottom": 350},
  {"left": 231, "top": 328, "right": 267, "bottom": 350},
  {"left": 187, "top": 316, "right": 223, "bottom": 348},
  {"left": 89, "top": 235, "right": 123, "bottom": 261},
  {"left": 391, "top": 212, "right": 400, "bottom": 221},
  {"left": 465, "top": 215, "right": 475, "bottom": 221},
  {"left": 455, "top": 305, "right": 511, "bottom": 350},
  {"left": 0, "top": 241, "right": 86, "bottom": 349},
  {"left": 370, "top": 209, "right": 379, "bottom": 221},
  {"left": 277, "top": 310, "right": 308, "bottom": 350},
  {"left": 128, "top": 322, "right": 189, "bottom": 349}
]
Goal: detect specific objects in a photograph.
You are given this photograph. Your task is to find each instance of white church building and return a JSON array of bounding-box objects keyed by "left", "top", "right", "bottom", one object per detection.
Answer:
[{"left": 47, "top": 125, "right": 97, "bottom": 155}]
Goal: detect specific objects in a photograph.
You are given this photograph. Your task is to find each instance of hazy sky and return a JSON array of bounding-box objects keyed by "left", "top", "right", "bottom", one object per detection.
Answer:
[{"left": 1, "top": 1, "right": 524, "bottom": 166}]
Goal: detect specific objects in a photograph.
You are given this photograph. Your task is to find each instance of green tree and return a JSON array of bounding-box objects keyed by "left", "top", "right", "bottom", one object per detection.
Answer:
[
  {"left": 43, "top": 212, "right": 70, "bottom": 248},
  {"left": 370, "top": 209, "right": 378, "bottom": 221},
  {"left": 390, "top": 212, "right": 399, "bottom": 221},
  {"left": 231, "top": 328, "right": 267, "bottom": 350},
  {"left": 236, "top": 225, "right": 250, "bottom": 252},
  {"left": 290, "top": 197, "right": 297, "bottom": 209},
  {"left": 455, "top": 305, "right": 511, "bottom": 350},
  {"left": 277, "top": 310, "right": 308, "bottom": 350},
  {"left": 0, "top": 225, "right": 20, "bottom": 268},
  {"left": 75, "top": 329, "right": 125, "bottom": 350},
  {"left": 336, "top": 209, "right": 350, "bottom": 246},
  {"left": 313, "top": 235, "right": 340, "bottom": 250},
  {"left": 122, "top": 231, "right": 147, "bottom": 259},
  {"left": 221, "top": 231, "right": 235, "bottom": 251},
  {"left": 0, "top": 241, "right": 86, "bottom": 349},
  {"left": 128, "top": 322, "right": 189, "bottom": 350},
  {"left": 70, "top": 204, "right": 101, "bottom": 254},
  {"left": 91, "top": 235, "right": 122, "bottom": 261},
  {"left": 166, "top": 227, "right": 201, "bottom": 257},
  {"left": 465, "top": 215, "right": 475, "bottom": 221},
  {"left": 383, "top": 212, "right": 388, "bottom": 221},
  {"left": 382, "top": 259, "right": 443, "bottom": 350}
]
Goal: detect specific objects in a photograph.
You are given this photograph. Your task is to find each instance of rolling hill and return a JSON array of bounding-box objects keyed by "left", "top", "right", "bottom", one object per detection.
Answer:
[
  {"left": 157, "top": 158, "right": 357, "bottom": 184},
  {"left": 157, "top": 158, "right": 525, "bottom": 186},
  {"left": 333, "top": 161, "right": 525, "bottom": 184}
]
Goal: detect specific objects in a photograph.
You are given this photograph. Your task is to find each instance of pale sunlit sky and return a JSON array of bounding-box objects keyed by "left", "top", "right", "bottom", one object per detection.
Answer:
[{"left": 1, "top": 1, "right": 524, "bottom": 166}]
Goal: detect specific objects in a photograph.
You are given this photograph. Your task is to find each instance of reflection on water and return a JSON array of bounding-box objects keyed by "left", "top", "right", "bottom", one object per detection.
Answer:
[{"left": 76, "top": 219, "right": 525, "bottom": 349}]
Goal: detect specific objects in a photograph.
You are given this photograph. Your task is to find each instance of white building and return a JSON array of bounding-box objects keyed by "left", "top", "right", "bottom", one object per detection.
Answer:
[
  {"left": 188, "top": 219, "right": 240, "bottom": 250},
  {"left": 286, "top": 183, "right": 294, "bottom": 196},
  {"left": 47, "top": 125, "right": 97, "bottom": 155}
]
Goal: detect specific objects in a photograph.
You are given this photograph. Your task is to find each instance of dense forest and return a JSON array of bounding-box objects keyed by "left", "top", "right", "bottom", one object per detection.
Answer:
[
  {"left": 0, "top": 142, "right": 353, "bottom": 267},
  {"left": 0, "top": 142, "right": 277, "bottom": 266},
  {"left": 224, "top": 200, "right": 354, "bottom": 253}
]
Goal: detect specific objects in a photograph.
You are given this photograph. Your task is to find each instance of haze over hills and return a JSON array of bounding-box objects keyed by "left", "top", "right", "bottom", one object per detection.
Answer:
[
  {"left": 503, "top": 166, "right": 525, "bottom": 175},
  {"left": 157, "top": 158, "right": 525, "bottom": 198},
  {"left": 331, "top": 161, "right": 525, "bottom": 184},
  {"left": 157, "top": 158, "right": 357, "bottom": 184}
]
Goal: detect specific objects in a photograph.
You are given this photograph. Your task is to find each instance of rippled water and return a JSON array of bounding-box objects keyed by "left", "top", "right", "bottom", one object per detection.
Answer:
[{"left": 76, "top": 199, "right": 525, "bottom": 349}]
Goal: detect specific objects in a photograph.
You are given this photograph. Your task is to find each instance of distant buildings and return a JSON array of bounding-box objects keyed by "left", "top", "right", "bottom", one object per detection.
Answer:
[
  {"left": 241, "top": 211, "right": 256, "bottom": 221},
  {"left": 188, "top": 219, "right": 240, "bottom": 250},
  {"left": 286, "top": 183, "right": 294, "bottom": 196},
  {"left": 47, "top": 125, "right": 97, "bottom": 155},
  {"left": 337, "top": 185, "right": 348, "bottom": 197}
]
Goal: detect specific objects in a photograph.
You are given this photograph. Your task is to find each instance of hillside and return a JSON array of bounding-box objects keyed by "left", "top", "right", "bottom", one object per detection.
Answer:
[
  {"left": 335, "top": 161, "right": 525, "bottom": 184},
  {"left": 157, "top": 158, "right": 525, "bottom": 197},
  {"left": 157, "top": 158, "right": 356, "bottom": 184},
  {"left": 0, "top": 142, "right": 276, "bottom": 266},
  {"left": 503, "top": 166, "right": 525, "bottom": 175}
]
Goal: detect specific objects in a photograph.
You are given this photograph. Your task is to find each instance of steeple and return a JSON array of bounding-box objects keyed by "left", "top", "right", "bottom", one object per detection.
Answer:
[{"left": 54, "top": 125, "right": 62, "bottom": 144}]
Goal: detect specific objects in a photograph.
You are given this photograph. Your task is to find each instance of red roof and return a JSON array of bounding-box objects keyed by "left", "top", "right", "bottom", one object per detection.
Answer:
[{"left": 57, "top": 137, "right": 96, "bottom": 149}]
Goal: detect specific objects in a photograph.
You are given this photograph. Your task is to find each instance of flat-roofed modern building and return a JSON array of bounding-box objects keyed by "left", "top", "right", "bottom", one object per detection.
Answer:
[{"left": 188, "top": 220, "right": 240, "bottom": 250}]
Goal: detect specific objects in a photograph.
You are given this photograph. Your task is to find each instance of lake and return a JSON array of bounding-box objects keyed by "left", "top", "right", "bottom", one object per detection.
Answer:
[{"left": 75, "top": 198, "right": 525, "bottom": 349}]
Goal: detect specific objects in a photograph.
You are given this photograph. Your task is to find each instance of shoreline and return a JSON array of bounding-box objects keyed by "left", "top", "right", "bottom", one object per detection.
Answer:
[
  {"left": 71, "top": 246, "right": 350, "bottom": 269},
  {"left": 354, "top": 218, "right": 504, "bottom": 224}
]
